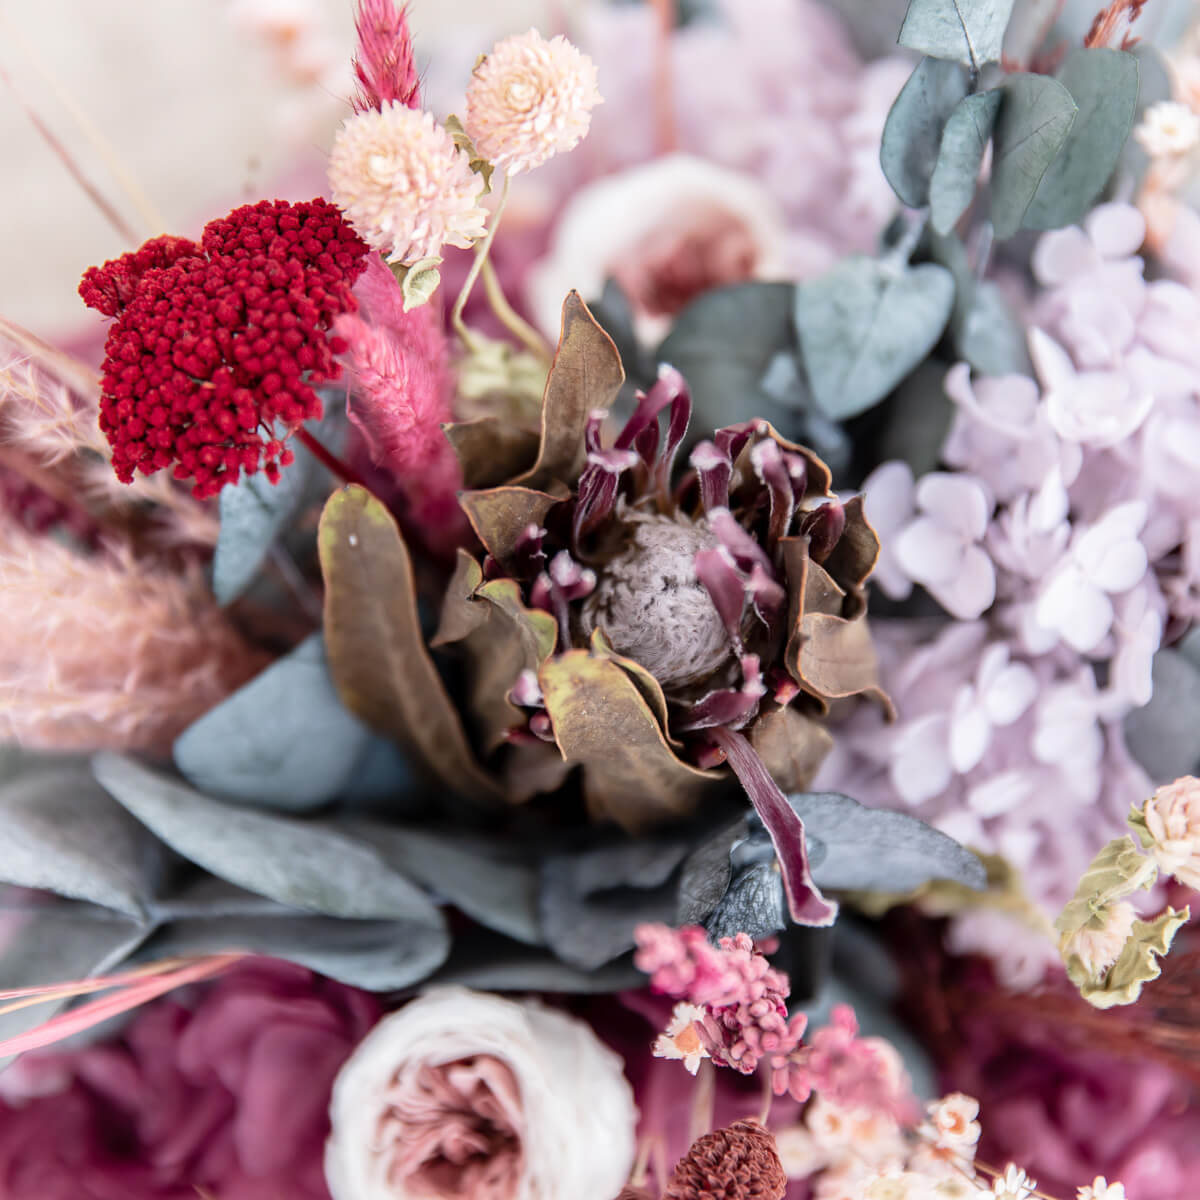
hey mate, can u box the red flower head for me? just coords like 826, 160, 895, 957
80, 199, 369, 498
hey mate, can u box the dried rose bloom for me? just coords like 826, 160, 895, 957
427, 293, 887, 925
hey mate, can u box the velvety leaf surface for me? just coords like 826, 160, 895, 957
881, 57, 971, 208
789, 791, 987, 893
443, 416, 541, 489
538, 650, 722, 832
930, 90, 1001, 232
0, 766, 168, 919
512, 291, 625, 491
795, 256, 955, 420
898, 0, 1016, 69
174, 633, 371, 810
990, 73, 1078, 238
318, 486, 503, 803
1024, 48, 1139, 230
458, 487, 561, 568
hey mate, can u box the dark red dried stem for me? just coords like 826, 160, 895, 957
294, 427, 368, 489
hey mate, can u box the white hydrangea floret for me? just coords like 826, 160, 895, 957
328, 103, 489, 265
465, 28, 601, 175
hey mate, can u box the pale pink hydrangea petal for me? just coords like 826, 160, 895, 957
1028, 326, 1076, 390
1140, 280, 1200, 367
1061, 287, 1136, 366
1085, 202, 1147, 259
1036, 563, 1114, 652
1031, 225, 1098, 285
862, 461, 916, 600
889, 713, 952, 805
984, 661, 1038, 726
949, 685, 991, 774
967, 769, 1037, 818
915, 472, 990, 541
932, 544, 996, 621
1073, 501, 1148, 592
893, 517, 963, 587
1027, 466, 1069, 534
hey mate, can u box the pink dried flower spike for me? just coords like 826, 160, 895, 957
351, 0, 419, 113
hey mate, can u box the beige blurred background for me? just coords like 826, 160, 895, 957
0, 0, 552, 339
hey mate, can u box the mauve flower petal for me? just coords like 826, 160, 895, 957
1029, 327, 1076, 391
888, 713, 952, 804
967, 769, 1036, 817
1085, 202, 1147, 259
1031, 225, 1098, 285
893, 517, 963, 587
931, 544, 995, 620
1045, 370, 1142, 445
948, 685, 990, 774
914, 472, 990, 541
983, 661, 1038, 726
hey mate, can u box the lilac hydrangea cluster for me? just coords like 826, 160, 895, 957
818, 203, 1200, 985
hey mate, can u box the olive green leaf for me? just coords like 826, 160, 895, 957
930, 90, 1002, 233
458, 486, 560, 567
538, 649, 723, 832
747, 706, 834, 795
391, 256, 443, 311
511, 291, 625, 491
318, 485, 503, 804
1055, 836, 1159, 938
1078, 906, 1189, 1009
881, 57, 971, 208
990, 73, 1078, 238
898, 0, 1016, 70
443, 416, 541, 488
432, 550, 489, 647
795, 256, 955, 420
1024, 48, 1139, 231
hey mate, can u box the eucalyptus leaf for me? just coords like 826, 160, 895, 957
349, 823, 542, 946
898, 0, 1016, 70
656, 283, 799, 439
1124, 647, 1200, 782
91, 754, 450, 945
990, 73, 1078, 238
676, 817, 745, 926
0, 766, 168, 919
956, 280, 1034, 375
139, 911, 447, 992
795, 257, 955, 420
1024, 48, 1139, 231
540, 836, 694, 969
706, 861, 787, 942
174, 634, 371, 810
881, 57, 971, 208
788, 791, 987, 893
930, 90, 1001, 232
211, 403, 341, 606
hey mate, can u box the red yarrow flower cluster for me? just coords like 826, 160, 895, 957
80, 199, 368, 498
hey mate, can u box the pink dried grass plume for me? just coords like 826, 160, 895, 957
0, 527, 267, 753
351, 0, 420, 113
337, 255, 467, 543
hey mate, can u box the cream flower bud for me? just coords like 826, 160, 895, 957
325, 986, 637, 1200
465, 29, 601, 175
329, 104, 489, 265
925, 1092, 982, 1151
1141, 775, 1200, 887
1059, 901, 1137, 978
1134, 100, 1200, 158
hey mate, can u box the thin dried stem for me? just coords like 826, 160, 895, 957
451, 176, 510, 354
480, 256, 552, 363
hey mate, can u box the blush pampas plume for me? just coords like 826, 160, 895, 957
0, 528, 266, 752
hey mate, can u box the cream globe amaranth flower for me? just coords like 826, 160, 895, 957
1135, 100, 1200, 158
1141, 775, 1200, 888
328, 103, 489, 265
925, 1093, 981, 1152
990, 1164, 1036, 1199
325, 986, 637, 1200
464, 29, 601, 176
1077, 1178, 1126, 1200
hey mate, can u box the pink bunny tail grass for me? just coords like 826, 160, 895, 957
0, 954, 244, 1058
337, 256, 468, 544
352, 0, 420, 114
0, 528, 268, 753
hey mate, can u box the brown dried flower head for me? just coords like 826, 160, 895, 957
664, 1119, 787, 1200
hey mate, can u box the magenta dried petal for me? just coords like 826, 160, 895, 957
694, 546, 748, 649
691, 439, 733, 513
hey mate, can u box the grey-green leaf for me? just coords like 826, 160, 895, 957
0, 766, 168, 918
898, 0, 1016, 69
795, 257, 955, 420
881, 57, 971, 208
1023, 48, 1139, 231
790, 791, 987, 893
990, 73, 1078, 238
173, 633, 371, 810
1124, 647, 1200, 782
92, 753, 449, 939
930, 90, 1002, 232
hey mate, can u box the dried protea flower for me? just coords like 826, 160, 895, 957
664, 1119, 787, 1200
428, 293, 887, 926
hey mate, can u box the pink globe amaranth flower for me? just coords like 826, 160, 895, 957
464, 29, 601, 176
1142, 775, 1200, 888
328, 104, 489, 265
0, 958, 379, 1200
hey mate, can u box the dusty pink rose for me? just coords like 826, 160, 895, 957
325, 987, 637, 1200
0, 958, 379, 1200
1142, 775, 1200, 888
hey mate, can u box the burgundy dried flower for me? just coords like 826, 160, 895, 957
79, 199, 369, 498
663, 1119, 786, 1200
351, 0, 420, 114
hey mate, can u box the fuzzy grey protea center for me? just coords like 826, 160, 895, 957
579, 512, 733, 689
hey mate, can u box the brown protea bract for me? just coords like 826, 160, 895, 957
663, 1119, 787, 1200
